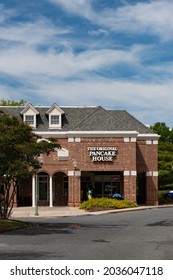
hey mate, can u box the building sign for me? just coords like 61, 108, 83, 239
88, 147, 118, 162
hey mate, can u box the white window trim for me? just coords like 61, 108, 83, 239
49, 113, 62, 128
24, 114, 36, 128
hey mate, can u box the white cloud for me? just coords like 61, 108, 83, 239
0, 19, 70, 46
48, 0, 94, 18
0, 4, 16, 24
34, 79, 173, 127
99, 0, 173, 41
1, 0, 173, 127
1, 77, 172, 126
0, 44, 143, 78
48, 0, 173, 41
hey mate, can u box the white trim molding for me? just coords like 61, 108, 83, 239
68, 170, 81, 176
131, 171, 137, 176
68, 171, 74, 176
138, 134, 160, 141
124, 171, 130, 176
153, 171, 158, 177
74, 171, 81, 177
35, 131, 139, 139
146, 171, 153, 177
124, 138, 130, 142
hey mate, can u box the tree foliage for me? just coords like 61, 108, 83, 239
0, 99, 26, 106
0, 111, 60, 219
150, 122, 173, 188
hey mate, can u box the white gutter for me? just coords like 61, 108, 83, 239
137, 134, 160, 140
34, 130, 139, 138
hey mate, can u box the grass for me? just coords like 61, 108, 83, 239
80, 197, 138, 211
0, 219, 27, 233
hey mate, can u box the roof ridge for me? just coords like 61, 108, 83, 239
71, 106, 101, 130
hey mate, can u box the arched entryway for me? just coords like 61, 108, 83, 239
53, 172, 68, 206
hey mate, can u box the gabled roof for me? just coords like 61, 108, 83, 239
71, 106, 129, 131
46, 103, 65, 115
20, 103, 39, 115
0, 105, 155, 135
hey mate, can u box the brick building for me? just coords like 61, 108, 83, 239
0, 103, 159, 207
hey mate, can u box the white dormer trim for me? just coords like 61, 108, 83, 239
46, 103, 64, 129
20, 104, 39, 128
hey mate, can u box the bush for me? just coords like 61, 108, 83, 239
158, 190, 173, 204
80, 197, 138, 211
159, 184, 173, 191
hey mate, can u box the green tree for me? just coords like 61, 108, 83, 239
0, 99, 26, 106
0, 111, 60, 219
150, 122, 173, 188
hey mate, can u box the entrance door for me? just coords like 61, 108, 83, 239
137, 173, 146, 204
38, 174, 49, 201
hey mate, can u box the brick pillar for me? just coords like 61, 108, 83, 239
146, 172, 158, 205
74, 172, 81, 207
68, 171, 81, 207
68, 172, 75, 207
123, 171, 137, 202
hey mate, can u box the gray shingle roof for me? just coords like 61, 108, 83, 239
0, 105, 154, 134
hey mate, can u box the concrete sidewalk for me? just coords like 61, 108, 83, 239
10, 206, 86, 218
10, 204, 173, 218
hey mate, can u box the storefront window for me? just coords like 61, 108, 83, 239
94, 174, 121, 197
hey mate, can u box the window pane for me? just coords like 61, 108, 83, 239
51, 115, 59, 125
25, 115, 34, 125
39, 182, 47, 200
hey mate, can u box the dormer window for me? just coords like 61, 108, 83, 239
20, 104, 39, 128
46, 103, 64, 129
25, 115, 34, 126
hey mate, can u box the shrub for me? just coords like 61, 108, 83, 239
158, 190, 173, 204
159, 184, 173, 191
80, 197, 138, 211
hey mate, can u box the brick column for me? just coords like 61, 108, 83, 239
123, 171, 137, 202
74, 171, 81, 207
146, 172, 158, 205
68, 171, 74, 207
68, 171, 81, 207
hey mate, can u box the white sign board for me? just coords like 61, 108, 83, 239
88, 147, 117, 162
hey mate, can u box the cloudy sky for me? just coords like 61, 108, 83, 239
0, 0, 173, 127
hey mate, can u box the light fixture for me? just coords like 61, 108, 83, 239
72, 159, 77, 170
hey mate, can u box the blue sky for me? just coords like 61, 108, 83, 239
0, 0, 173, 126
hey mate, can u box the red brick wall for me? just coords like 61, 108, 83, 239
68, 137, 136, 172
137, 141, 158, 172
15, 136, 158, 207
